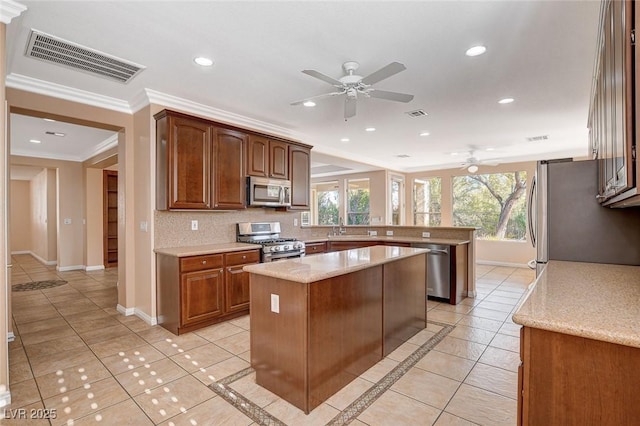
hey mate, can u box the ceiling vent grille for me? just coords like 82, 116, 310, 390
396, 154, 411, 158
25, 29, 145, 84
405, 109, 428, 118
527, 135, 550, 142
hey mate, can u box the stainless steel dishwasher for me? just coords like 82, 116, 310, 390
411, 243, 450, 299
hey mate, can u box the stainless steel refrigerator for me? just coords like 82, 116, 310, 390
529, 159, 640, 275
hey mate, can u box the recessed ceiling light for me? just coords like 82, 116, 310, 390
340, 138, 350, 143
451, 152, 459, 156
465, 45, 487, 57
302, 101, 316, 107
29, 139, 41, 144
498, 98, 515, 104
43, 118, 56, 122
365, 127, 376, 132
194, 56, 214, 67
419, 132, 430, 137
486, 147, 495, 151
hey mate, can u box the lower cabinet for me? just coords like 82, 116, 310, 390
157, 249, 259, 334
304, 241, 327, 255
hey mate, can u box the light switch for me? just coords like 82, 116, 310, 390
140, 221, 148, 232
191, 220, 198, 231
271, 294, 280, 313
63, 218, 72, 225
294, 218, 299, 226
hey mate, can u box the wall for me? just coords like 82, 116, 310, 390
406, 161, 537, 266
29, 169, 51, 262
9, 180, 30, 252
85, 168, 103, 268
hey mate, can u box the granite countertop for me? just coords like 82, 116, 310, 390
512, 260, 640, 349
154, 242, 259, 257
304, 236, 470, 245
244, 245, 429, 284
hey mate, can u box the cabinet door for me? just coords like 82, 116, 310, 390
168, 116, 212, 209
247, 135, 268, 177
181, 268, 223, 326
225, 265, 251, 313
289, 145, 311, 209
213, 128, 247, 209
269, 140, 289, 179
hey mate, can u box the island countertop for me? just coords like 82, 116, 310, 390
244, 245, 428, 283
304, 236, 470, 245
512, 260, 640, 348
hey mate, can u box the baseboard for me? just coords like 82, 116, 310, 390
7, 332, 14, 343
56, 265, 85, 272
85, 265, 105, 271
116, 304, 134, 316
477, 260, 529, 269
135, 308, 158, 326
10, 250, 29, 255
29, 251, 57, 266
0, 390, 11, 408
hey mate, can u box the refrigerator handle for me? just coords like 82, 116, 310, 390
528, 175, 537, 248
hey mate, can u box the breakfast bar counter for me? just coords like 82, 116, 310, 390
245, 246, 428, 413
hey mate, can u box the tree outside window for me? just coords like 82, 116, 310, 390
413, 178, 442, 226
347, 178, 370, 225
314, 182, 339, 225
391, 176, 403, 225
452, 171, 527, 240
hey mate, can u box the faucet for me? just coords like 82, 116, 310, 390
339, 217, 346, 235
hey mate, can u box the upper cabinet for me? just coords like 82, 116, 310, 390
156, 109, 311, 211
589, 0, 639, 207
247, 136, 289, 179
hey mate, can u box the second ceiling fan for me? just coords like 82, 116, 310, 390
291, 61, 414, 120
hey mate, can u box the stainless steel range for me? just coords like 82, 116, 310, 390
237, 222, 305, 262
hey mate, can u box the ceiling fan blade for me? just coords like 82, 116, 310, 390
368, 89, 414, 103
290, 90, 346, 105
344, 97, 357, 119
302, 69, 343, 86
360, 62, 407, 85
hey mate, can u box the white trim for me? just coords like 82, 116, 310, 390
7, 331, 15, 342
142, 89, 305, 141
5, 74, 132, 114
135, 308, 157, 326
29, 251, 57, 266
10, 250, 29, 255
116, 304, 134, 316
0, 0, 27, 24
56, 264, 84, 272
85, 265, 105, 271
0, 390, 11, 408
476, 260, 529, 269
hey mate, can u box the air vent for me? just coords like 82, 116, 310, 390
527, 135, 550, 142
25, 29, 145, 84
396, 154, 411, 158
405, 109, 428, 118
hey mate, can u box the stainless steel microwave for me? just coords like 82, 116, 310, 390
247, 177, 291, 207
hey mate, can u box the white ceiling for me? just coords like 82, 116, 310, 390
6, 1, 601, 174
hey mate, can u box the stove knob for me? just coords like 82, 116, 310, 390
272, 246, 281, 252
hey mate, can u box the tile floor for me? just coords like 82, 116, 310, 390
3, 254, 534, 425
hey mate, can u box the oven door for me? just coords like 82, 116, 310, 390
248, 177, 291, 207
263, 251, 305, 262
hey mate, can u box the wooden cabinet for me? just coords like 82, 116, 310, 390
157, 248, 259, 334
289, 144, 311, 209
518, 326, 640, 425
589, 0, 639, 207
247, 135, 289, 179
103, 170, 118, 267
304, 241, 327, 255
214, 128, 247, 209
155, 110, 246, 211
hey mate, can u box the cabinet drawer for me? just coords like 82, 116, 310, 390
305, 242, 327, 255
225, 250, 260, 266
180, 254, 223, 272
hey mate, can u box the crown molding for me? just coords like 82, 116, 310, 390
5, 73, 132, 113
141, 88, 306, 141
80, 133, 118, 160
0, 0, 26, 24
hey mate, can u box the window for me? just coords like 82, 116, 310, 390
452, 171, 528, 240
347, 178, 370, 225
413, 178, 441, 226
390, 176, 404, 225
314, 181, 339, 225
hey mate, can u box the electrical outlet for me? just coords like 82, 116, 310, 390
422, 231, 431, 238
191, 220, 198, 231
369, 230, 378, 236
294, 218, 298, 226
271, 294, 280, 313
386, 230, 393, 236
140, 221, 148, 232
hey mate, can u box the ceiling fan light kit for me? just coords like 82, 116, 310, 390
291, 61, 414, 119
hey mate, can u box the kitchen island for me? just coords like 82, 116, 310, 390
244, 245, 428, 413
512, 261, 640, 425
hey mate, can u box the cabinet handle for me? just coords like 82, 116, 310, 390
202, 260, 207, 264
242, 255, 246, 259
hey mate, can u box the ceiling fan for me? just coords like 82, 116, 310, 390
459, 147, 500, 173
291, 61, 414, 120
